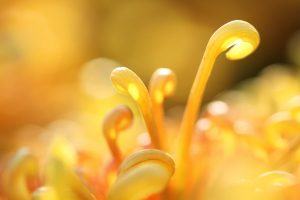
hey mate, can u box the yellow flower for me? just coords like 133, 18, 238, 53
2, 20, 300, 200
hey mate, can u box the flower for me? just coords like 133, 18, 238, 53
1, 20, 300, 200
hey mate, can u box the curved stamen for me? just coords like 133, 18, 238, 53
45, 137, 96, 200
177, 20, 260, 189
107, 149, 175, 200
2, 148, 39, 200
103, 105, 134, 165
111, 67, 161, 148
149, 68, 177, 148
265, 112, 300, 150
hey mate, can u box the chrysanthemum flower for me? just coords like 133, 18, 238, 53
1, 20, 300, 200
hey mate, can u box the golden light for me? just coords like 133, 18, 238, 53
2, 18, 300, 200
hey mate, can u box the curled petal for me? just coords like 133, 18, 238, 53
2, 148, 39, 200
108, 149, 175, 200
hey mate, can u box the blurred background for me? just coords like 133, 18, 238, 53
1, 0, 300, 156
